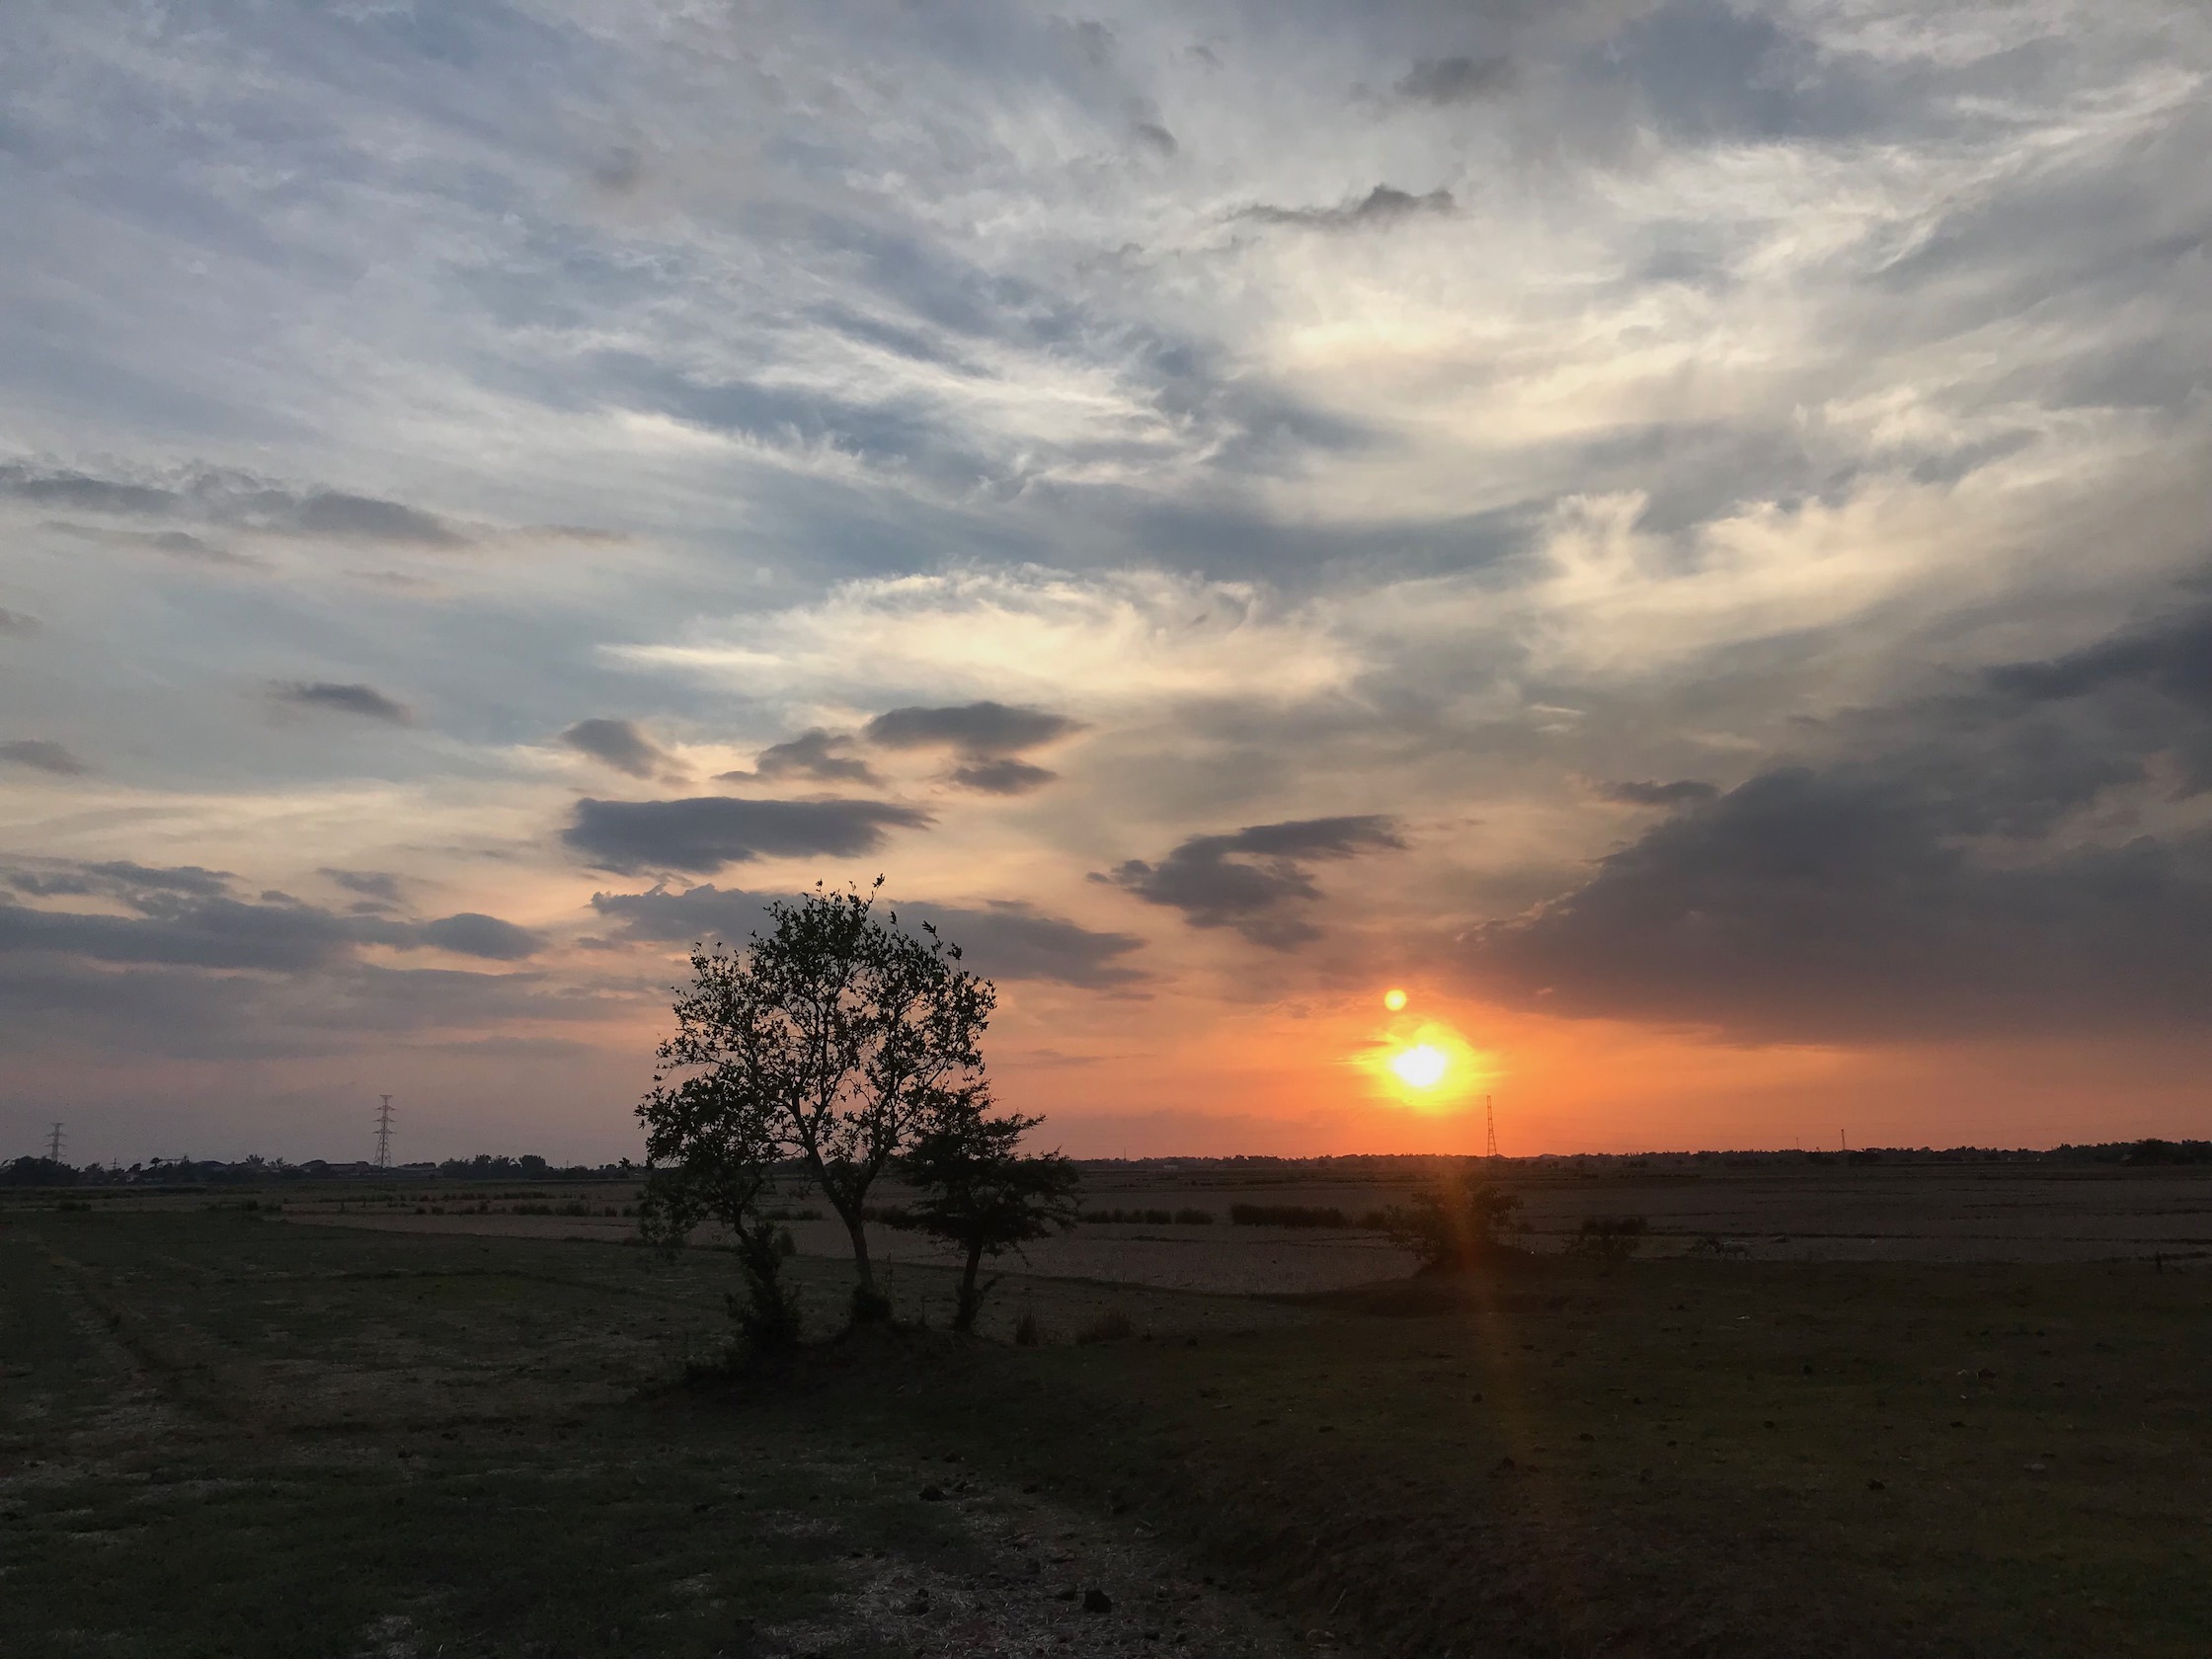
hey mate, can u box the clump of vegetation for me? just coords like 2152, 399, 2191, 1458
899, 1108, 1078, 1333
1074, 1308, 1136, 1345
645, 880, 994, 1324
1228, 1203, 1350, 1228
1377, 1175, 1525, 1269
1013, 1307, 1044, 1346
640, 878, 1076, 1344
1566, 1214, 1648, 1262
1082, 1205, 1213, 1224
636, 1068, 802, 1356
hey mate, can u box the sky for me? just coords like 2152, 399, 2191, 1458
4, 0, 2211, 1165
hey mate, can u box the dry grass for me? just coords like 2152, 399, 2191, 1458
7, 1184, 2212, 1656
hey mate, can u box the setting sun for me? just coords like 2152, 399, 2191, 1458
1382, 988, 1408, 1011
1389, 1044, 1449, 1089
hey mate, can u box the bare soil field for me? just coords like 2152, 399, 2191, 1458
270, 1165, 2212, 1297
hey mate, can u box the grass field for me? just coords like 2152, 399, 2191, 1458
5, 1195, 2211, 1657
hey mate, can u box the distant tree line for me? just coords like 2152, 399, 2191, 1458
0, 1152, 635, 1188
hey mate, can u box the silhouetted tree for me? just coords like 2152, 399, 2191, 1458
636, 1069, 801, 1353
1380, 1172, 1524, 1270
3, 1156, 79, 1187
651, 880, 994, 1322
900, 1105, 1079, 1333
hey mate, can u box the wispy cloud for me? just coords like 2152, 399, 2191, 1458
0, 739, 90, 775
269, 681, 413, 724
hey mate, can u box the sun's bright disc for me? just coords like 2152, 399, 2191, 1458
1382, 988, 1408, 1011
1389, 1044, 1449, 1089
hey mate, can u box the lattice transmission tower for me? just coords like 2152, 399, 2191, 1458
373, 1095, 395, 1169
1484, 1094, 1499, 1161
47, 1121, 64, 1162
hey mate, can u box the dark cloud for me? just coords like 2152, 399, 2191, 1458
561, 717, 669, 777
0, 953, 605, 1062
322, 868, 403, 905
1466, 609, 2212, 1039
1098, 815, 1406, 948
949, 758, 1058, 795
1395, 55, 1513, 104
269, 680, 413, 724
0, 893, 363, 972
0, 462, 178, 514
0, 461, 471, 548
1603, 778, 1719, 808
0, 608, 40, 634
419, 911, 544, 961
44, 521, 258, 566
1131, 119, 1178, 155
730, 728, 880, 786
1, 859, 233, 901
0, 857, 546, 973
1242, 186, 1456, 231
562, 796, 932, 875
1987, 612, 2212, 713
590, 884, 1146, 988
863, 701, 1082, 756
1469, 769, 2212, 1039
287, 490, 466, 547
0, 740, 90, 775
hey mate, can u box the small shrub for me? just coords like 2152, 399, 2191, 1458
1172, 1208, 1215, 1225
1228, 1203, 1348, 1229
1566, 1214, 1648, 1262
1081, 1207, 1178, 1225
1378, 1178, 1524, 1269
1074, 1308, 1136, 1345
1013, 1308, 1043, 1346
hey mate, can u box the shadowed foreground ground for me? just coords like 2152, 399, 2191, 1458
4, 1204, 2210, 1657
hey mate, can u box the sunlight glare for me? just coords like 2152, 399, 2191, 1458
1383, 988, 1408, 1011
1389, 1044, 1449, 1089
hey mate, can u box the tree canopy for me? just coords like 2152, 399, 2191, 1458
644, 880, 997, 1322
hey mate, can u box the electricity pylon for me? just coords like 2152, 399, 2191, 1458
373, 1095, 395, 1169
47, 1121, 64, 1162
1484, 1095, 1499, 1161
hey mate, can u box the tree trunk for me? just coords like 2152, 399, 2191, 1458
841, 1207, 891, 1322
955, 1240, 984, 1333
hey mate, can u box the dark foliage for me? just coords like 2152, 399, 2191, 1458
1377, 1176, 1525, 1269
648, 879, 994, 1322
3, 1156, 80, 1187
1565, 1214, 1649, 1262
1228, 1203, 1349, 1228
635, 1069, 801, 1355
900, 1108, 1079, 1332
